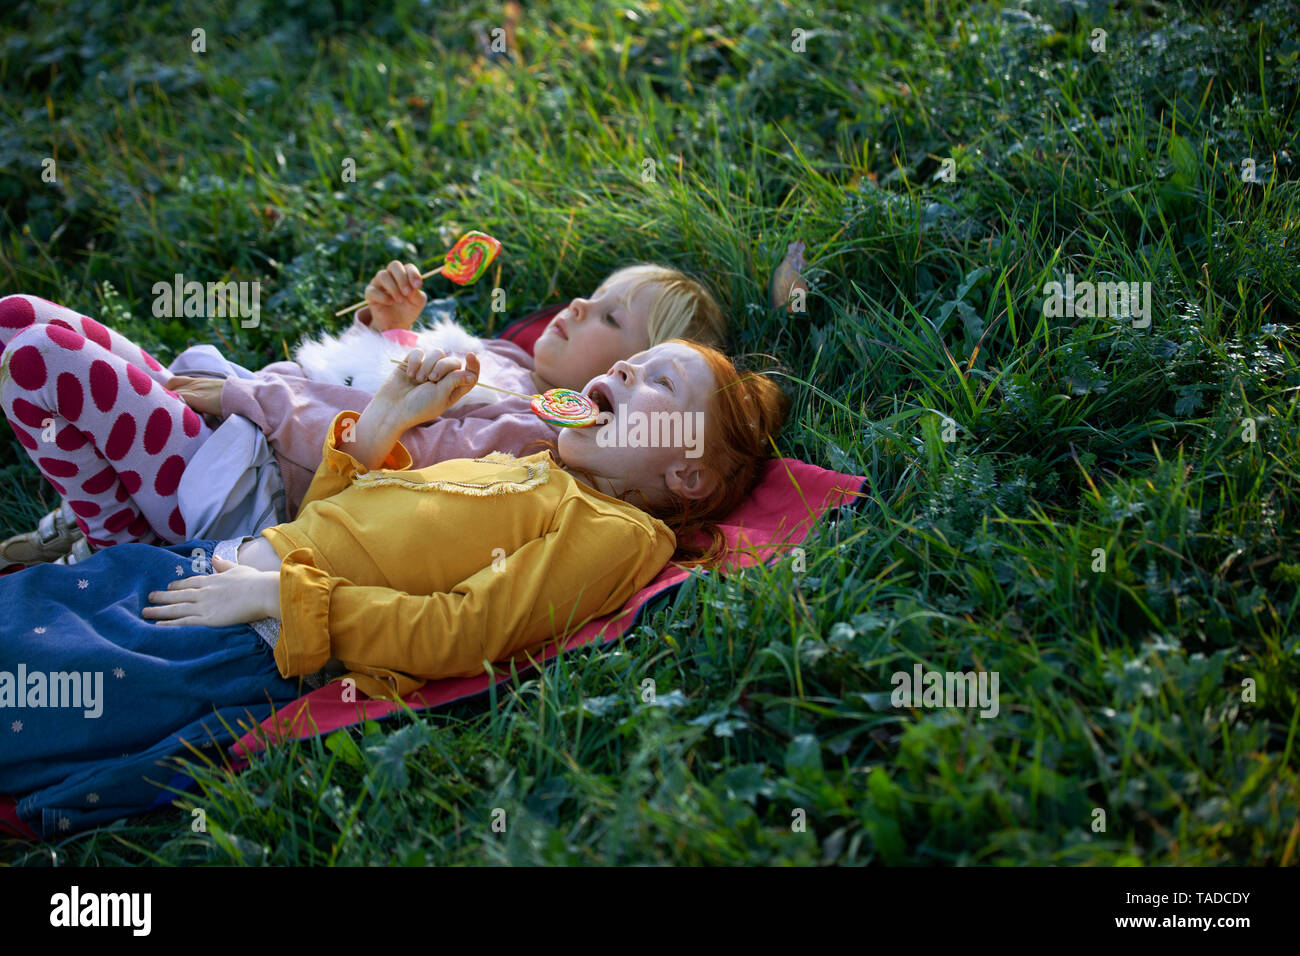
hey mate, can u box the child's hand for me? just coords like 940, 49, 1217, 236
144, 557, 279, 627
165, 376, 225, 418
349, 350, 481, 469
362, 261, 427, 332
374, 349, 481, 431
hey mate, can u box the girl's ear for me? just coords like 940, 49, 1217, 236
665, 461, 717, 501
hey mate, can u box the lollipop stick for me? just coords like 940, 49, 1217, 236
387, 358, 533, 400
335, 267, 444, 318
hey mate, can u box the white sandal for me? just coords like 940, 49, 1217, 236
52, 535, 96, 566
0, 501, 84, 565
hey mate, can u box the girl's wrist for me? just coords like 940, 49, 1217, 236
352, 402, 411, 468
356, 395, 402, 431
262, 571, 282, 620
370, 403, 415, 440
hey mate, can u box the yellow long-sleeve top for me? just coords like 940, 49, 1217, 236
258, 410, 677, 700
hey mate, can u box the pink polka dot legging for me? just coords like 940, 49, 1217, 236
0, 294, 211, 549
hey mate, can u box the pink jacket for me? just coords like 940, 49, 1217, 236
219, 325, 559, 519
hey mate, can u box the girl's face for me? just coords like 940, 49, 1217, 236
558, 341, 718, 508
532, 274, 657, 391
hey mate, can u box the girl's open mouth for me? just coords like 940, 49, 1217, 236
587, 382, 615, 416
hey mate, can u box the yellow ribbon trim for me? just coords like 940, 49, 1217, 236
350, 453, 550, 497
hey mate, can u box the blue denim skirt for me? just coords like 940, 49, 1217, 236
0, 539, 303, 838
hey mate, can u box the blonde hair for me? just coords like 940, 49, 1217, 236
597, 264, 727, 349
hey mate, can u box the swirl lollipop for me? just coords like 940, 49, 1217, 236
440, 231, 500, 284
389, 360, 599, 427
336, 230, 502, 316
528, 388, 600, 427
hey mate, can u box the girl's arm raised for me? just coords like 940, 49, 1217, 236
287, 351, 481, 518
346, 349, 480, 470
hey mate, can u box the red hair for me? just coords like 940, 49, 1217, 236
534, 341, 789, 566
649, 340, 789, 565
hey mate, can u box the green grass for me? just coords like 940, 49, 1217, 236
2, 0, 1298, 865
